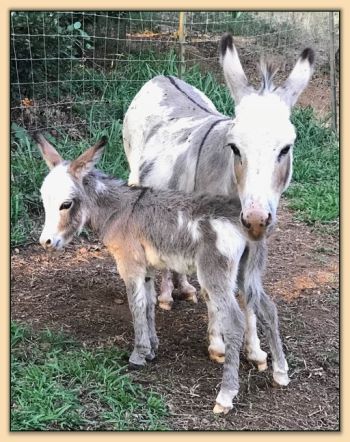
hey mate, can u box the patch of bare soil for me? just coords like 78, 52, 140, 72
11, 200, 339, 431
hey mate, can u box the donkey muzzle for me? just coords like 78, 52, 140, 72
240, 210, 272, 241
39, 234, 63, 250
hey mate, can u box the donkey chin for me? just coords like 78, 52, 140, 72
244, 222, 276, 242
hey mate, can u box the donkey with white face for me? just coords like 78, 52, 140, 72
35, 134, 289, 414
123, 33, 314, 366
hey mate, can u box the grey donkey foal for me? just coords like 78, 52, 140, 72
36, 134, 289, 414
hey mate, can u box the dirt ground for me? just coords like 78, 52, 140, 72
11, 199, 339, 431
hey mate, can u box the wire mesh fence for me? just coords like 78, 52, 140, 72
10, 10, 339, 141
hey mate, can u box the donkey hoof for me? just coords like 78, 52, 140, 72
180, 292, 198, 304
257, 360, 268, 372
145, 351, 156, 362
213, 403, 231, 415
272, 372, 290, 387
128, 362, 145, 371
158, 300, 173, 311
179, 282, 197, 300
209, 350, 225, 364
246, 349, 268, 371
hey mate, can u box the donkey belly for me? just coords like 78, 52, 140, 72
163, 254, 196, 275
143, 241, 196, 274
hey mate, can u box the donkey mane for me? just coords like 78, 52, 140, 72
259, 58, 279, 94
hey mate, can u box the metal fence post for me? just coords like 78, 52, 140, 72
328, 11, 338, 134
178, 11, 186, 78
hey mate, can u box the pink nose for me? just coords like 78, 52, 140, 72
240, 210, 272, 240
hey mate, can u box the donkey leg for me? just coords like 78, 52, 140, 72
254, 290, 289, 386
158, 269, 174, 310
201, 288, 225, 364
124, 278, 152, 368
204, 289, 266, 367
111, 248, 151, 369
207, 291, 244, 414
197, 247, 245, 414
245, 309, 268, 371
144, 276, 159, 361
243, 303, 267, 371
237, 243, 267, 370
174, 272, 198, 304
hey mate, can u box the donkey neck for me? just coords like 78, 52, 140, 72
81, 171, 131, 236
81, 170, 154, 241
194, 119, 237, 196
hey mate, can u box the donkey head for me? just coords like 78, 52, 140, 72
35, 133, 107, 250
220, 33, 314, 241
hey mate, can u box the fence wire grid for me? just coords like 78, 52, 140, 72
10, 10, 339, 141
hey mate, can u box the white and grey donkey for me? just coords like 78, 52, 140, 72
123, 33, 314, 370
36, 134, 290, 414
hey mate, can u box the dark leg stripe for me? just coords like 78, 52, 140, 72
194, 118, 231, 191
165, 75, 218, 115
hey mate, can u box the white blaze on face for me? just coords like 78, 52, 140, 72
229, 93, 296, 217
40, 163, 76, 248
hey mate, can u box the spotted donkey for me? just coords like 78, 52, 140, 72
36, 133, 290, 414
123, 33, 314, 370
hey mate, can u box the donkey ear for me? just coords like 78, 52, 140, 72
33, 132, 63, 170
219, 33, 254, 104
69, 136, 107, 179
275, 48, 315, 107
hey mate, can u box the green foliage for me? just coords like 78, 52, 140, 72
11, 122, 44, 245
10, 12, 94, 101
286, 107, 339, 224
10, 48, 339, 246
10, 50, 180, 246
11, 322, 168, 431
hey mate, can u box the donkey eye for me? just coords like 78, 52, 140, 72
59, 201, 73, 211
229, 143, 241, 157
278, 145, 291, 160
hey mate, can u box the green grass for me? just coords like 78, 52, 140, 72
286, 107, 339, 225
10, 51, 232, 246
11, 321, 168, 431
10, 50, 339, 246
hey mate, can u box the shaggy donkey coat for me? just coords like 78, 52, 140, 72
123, 33, 314, 373
36, 135, 289, 414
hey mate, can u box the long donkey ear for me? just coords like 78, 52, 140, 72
69, 136, 108, 179
33, 132, 63, 170
275, 48, 315, 108
219, 33, 255, 104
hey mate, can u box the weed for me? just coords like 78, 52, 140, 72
11, 322, 168, 431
